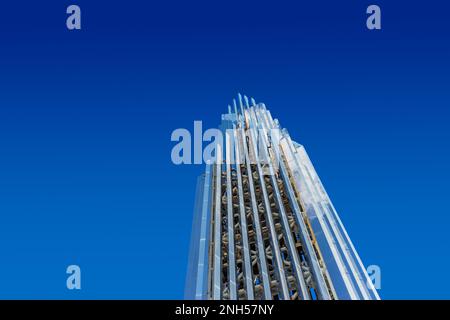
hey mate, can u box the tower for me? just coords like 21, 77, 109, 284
185, 95, 379, 300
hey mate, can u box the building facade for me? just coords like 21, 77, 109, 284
185, 95, 379, 300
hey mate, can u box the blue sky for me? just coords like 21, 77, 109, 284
0, 1, 449, 298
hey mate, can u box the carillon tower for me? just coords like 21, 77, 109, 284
185, 95, 379, 300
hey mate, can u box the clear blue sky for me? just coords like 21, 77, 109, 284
0, 1, 449, 299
